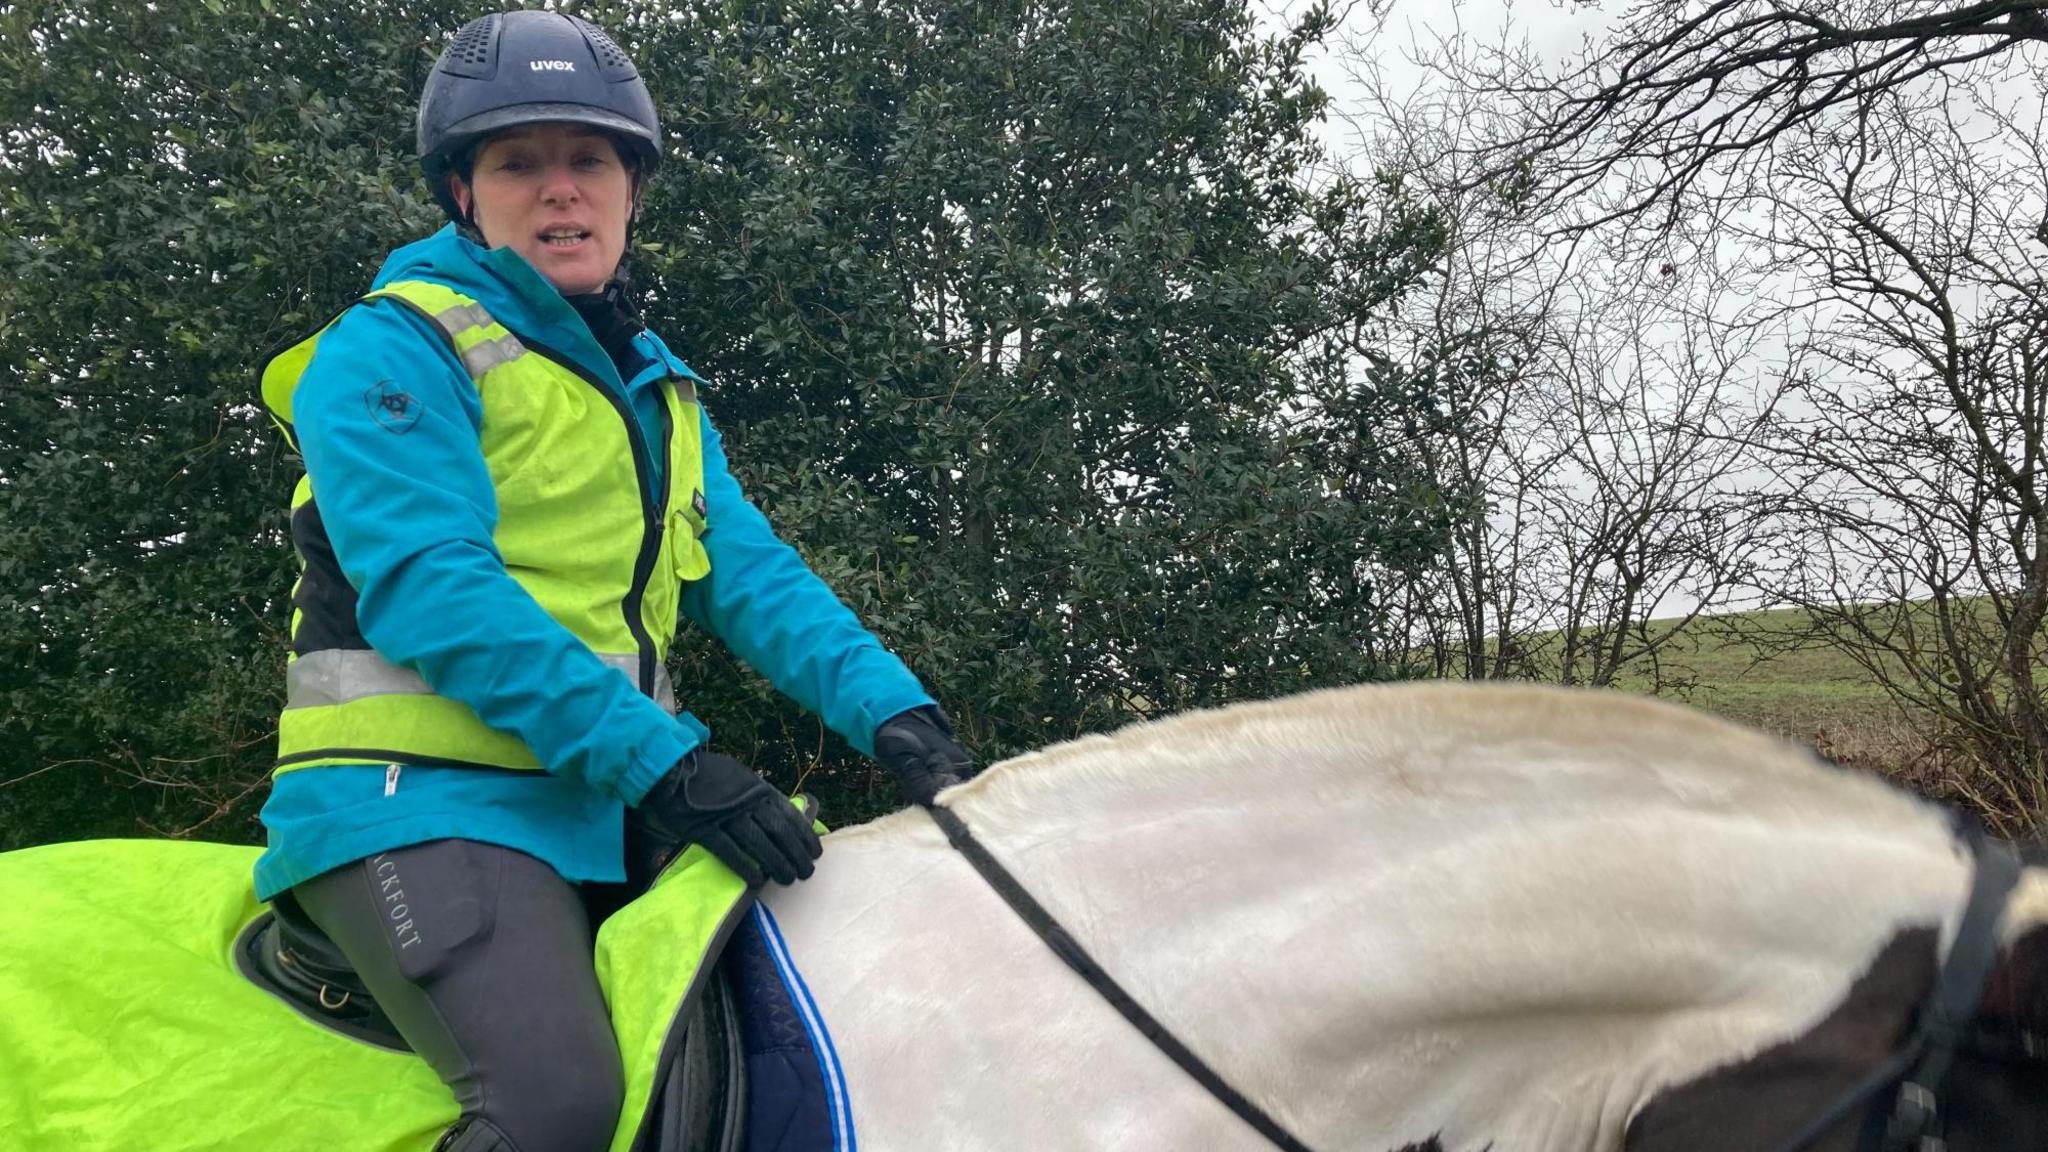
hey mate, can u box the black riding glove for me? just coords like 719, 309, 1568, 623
633, 750, 822, 887
873, 705, 973, 807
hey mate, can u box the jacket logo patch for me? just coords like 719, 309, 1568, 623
692, 489, 708, 520
365, 380, 423, 434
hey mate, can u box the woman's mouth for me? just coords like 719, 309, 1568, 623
540, 228, 591, 249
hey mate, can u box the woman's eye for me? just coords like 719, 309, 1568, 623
574, 154, 607, 169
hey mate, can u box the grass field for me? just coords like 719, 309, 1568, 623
1606, 608, 1891, 722
1545, 607, 1946, 792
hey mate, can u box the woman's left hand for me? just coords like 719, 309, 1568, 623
873, 706, 973, 807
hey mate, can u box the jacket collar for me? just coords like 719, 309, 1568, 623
370, 226, 706, 392
370, 225, 616, 387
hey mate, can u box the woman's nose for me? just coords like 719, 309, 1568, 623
540, 165, 581, 203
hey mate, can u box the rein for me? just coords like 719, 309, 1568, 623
924, 802, 1319, 1152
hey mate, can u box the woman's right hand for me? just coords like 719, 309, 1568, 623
632, 751, 822, 887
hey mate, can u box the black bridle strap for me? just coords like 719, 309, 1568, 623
1771, 1031, 1930, 1152
925, 802, 1319, 1152
1874, 826, 2023, 1152
1771, 823, 2024, 1152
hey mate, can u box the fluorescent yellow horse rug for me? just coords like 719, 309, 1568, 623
0, 837, 747, 1151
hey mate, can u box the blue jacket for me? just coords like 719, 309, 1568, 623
254, 227, 934, 900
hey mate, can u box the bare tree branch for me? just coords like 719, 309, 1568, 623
1456, 1, 2048, 232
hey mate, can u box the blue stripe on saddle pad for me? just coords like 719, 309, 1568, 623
725, 903, 851, 1152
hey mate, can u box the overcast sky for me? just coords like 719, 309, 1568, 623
1266, 0, 1620, 160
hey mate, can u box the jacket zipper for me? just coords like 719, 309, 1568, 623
521, 338, 671, 697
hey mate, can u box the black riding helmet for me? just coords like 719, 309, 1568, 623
417, 9, 662, 227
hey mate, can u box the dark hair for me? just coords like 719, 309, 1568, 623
451, 130, 643, 187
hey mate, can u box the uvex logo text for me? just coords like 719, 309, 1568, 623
531, 60, 575, 72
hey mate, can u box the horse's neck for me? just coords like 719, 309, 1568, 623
775, 685, 1973, 1152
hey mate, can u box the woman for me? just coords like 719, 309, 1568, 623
253, 11, 970, 1150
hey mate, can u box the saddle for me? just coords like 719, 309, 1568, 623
237, 898, 402, 1051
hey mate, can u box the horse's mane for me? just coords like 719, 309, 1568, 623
938, 681, 1930, 839
842, 681, 2048, 941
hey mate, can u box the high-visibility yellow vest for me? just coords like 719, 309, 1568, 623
259, 279, 710, 774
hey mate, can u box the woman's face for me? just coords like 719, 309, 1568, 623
451, 124, 636, 297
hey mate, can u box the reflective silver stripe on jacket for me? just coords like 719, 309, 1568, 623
417, 300, 525, 379
459, 334, 526, 377
437, 303, 496, 334
286, 649, 676, 715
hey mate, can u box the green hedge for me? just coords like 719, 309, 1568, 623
0, 0, 1448, 849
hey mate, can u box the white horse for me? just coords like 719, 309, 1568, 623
5, 682, 2047, 1150
764, 681, 2048, 1151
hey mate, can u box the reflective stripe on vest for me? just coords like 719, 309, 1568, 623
285, 649, 674, 713
259, 279, 710, 777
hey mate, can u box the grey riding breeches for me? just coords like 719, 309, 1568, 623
288, 838, 625, 1152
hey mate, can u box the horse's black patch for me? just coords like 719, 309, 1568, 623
1625, 929, 1935, 1150
1982, 923, 2048, 1028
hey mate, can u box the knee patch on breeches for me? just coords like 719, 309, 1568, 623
433, 1116, 520, 1152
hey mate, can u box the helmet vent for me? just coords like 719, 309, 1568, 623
575, 18, 638, 81
445, 14, 498, 77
